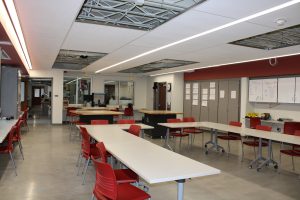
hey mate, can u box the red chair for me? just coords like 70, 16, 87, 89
20, 107, 29, 131
91, 120, 109, 125
124, 107, 134, 117
167, 118, 189, 148
90, 161, 150, 200
13, 119, 25, 160
77, 126, 100, 185
217, 121, 242, 156
182, 117, 204, 146
117, 119, 135, 124
95, 142, 138, 184
280, 122, 300, 171
0, 126, 18, 176
242, 125, 271, 161
128, 125, 141, 137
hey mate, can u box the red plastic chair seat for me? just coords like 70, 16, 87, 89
114, 169, 139, 184
115, 183, 151, 200
280, 149, 300, 156
183, 128, 203, 134
243, 140, 268, 147
170, 132, 189, 137
0, 146, 10, 153
218, 134, 241, 141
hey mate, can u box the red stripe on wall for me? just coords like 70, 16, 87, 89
184, 54, 300, 81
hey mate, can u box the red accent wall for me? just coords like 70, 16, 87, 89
184, 54, 300, 81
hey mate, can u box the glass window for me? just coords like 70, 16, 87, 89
78, 78, 91, 104
63, 77, 91, 104
105, 81, 134, 105
34, 89, 40, 97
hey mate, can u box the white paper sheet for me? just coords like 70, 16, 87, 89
186, 83, 190, 89
202, 88, 208, 94
231, 90, 236, 99
193, 94, 198, 99
192, 100, 198, 105
186, 90, 190, 95
210, 82, 215, 88
202, 100, 208, 107
185, 95, 190, 100
220, 90, 225, 98
210, 88, 215, 95
193, 88, 198, 94
209, 94, 215, 100
193, 83, 199, 89
202, 94, 208, 100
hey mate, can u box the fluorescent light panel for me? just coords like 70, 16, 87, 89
0, 0, 32, 70
150, 52, 300, 77
95, 0, 300, 74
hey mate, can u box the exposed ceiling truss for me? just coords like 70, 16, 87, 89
76, 0, 206, 30
230, 24, 300, 50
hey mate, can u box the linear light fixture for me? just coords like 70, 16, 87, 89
0, 0, 32, 70
150, 52, 300, 77
95, 0, 300, 74
67, 78, 81, 85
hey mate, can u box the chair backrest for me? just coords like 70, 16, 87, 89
294, 130, 300, 136
117, 119, 135, 124
249, 117, 261, 129
96, 142, 108, 163
229, 121, 242, 127
167, 118, 182, 123
256, 125, 272, 131
128, 125, 141, 137
6, 126, 17, 151
283, 122, 300, 135
79, 126, 91, 154
124, 107, 134, 116
14, 119, 24, 140
91, 157, 118, 200
182, 117, 195, 122
91, 120, 109, 125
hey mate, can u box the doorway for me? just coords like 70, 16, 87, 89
153, 82, 167, 110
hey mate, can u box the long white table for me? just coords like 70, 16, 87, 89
83, 125, 220, 200
0, 120, 18, 143
80, 123, 154, 138
159, 122, 300, 171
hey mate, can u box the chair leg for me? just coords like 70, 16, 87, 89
279, 152, 282, 164
227, 140, 230, 157
82, 157, 90, 185
241, 141, 244, 162
179, 137, 182, 150
9, 152, 17, 176
292, 156, 295, 171
76, 149, 82, 167
253, 147, 256, 159
90, 194, 95, 200
18, 142, 24, 160
77, 154, 83, 175
202, 133, 204, 148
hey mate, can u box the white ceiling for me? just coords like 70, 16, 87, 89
14, 0, 300, 75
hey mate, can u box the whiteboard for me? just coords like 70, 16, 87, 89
278, 77, 295, 103
262, 78, 277, 102
295, 77, 300, 103
249, 79, 263, 102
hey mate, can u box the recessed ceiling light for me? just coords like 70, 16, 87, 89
275, 18, 287, 26
95, 0, 300, 74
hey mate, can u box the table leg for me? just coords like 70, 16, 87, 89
257, 139, 278, 171
176, 179, 185, 200
204, 129, 225, 154
249, 138, 264, 168
141, 130, 145, 139
164, 128, 174, 151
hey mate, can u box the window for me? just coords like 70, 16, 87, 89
105, 81, 134, 106
64, 77, 91, 104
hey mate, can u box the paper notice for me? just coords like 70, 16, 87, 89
220, 90, 225, 99
210, 88, 215, 95
186, 89, 190, 95
210, 82, 215, 88
193, 94, 198, 99
193, 88, 198, 94
202, 88, 208, 94
192, 100, 198, 106
231, 91, 236, 99
185, 95, 190, 100
202, 101, 208, 107
202, 94, 208, 100
209, 94, 215, 100
186, 83, 190, 89
193, 83, 199, 89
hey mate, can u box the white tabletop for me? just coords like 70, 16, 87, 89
84, 125, 220, 184
158, 121, 300, 146
0, 120, 18, 143
81, 123, 154, 130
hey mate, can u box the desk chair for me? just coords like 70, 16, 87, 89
128, 125, 141, 137
13, 119, 25, 160
182, 117, 204, 147
77, 127, 100, 185
95, 142, 138, 184
91, 120, 109, 125
242, 125, 271, 162
280, 128, 300, 171
167, 118, 189, 149
0, 126, 18, 176
217, 121, 242, 157
117, 119, 135, 124
123, 107, 134, 119
90, 161, 150, 200
20, 107, 29, 131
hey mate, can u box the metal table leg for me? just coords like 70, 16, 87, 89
141, 130, 145, 139
204, 129, 225, 154
176, 179, 185, 200
164, 128, 174, 151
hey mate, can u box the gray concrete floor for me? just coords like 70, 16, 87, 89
0, 112, 300, 200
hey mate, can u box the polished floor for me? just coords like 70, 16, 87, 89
0, 114, 300, 199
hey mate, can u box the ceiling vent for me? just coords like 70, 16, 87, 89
229, 24, 300, 50
76, 0, 206, 30
52, 49, 107, 70
119, 59, 198, 73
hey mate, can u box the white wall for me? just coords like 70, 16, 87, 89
146, 73, 184, 116
29, 69, 64, 124
91, 74, 147, 109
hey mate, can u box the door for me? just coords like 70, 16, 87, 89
32, 86, 42, 106
218, 80, 229, 124
228, 80, 240, 122
158, 83, 166, 110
